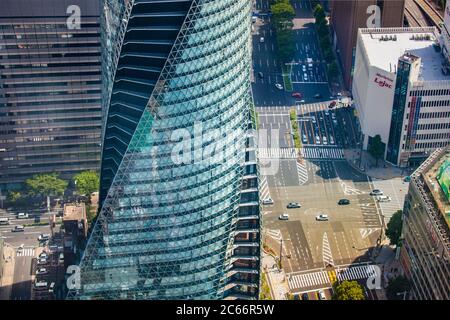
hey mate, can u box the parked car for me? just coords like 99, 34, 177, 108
302, 293, 309, 300
302, 134, 308, 143
17, 213, 29, 219
330, 136, 335, 144
12, 225, 25, 232
38, 233, 50, 242
39, 252, 48, 260
262, 198, 274, 205
279, 213, 289, 220
34, 281, 48, 290
302, 65, 306, 72
37, 258, 48, 265
376, 195, 392, 202
315, 136, 321, 144
287, 202, 301, 209
338, 199, 350, 205
36, 268, 48, 275
323, 136, 328, 145
370, 189, 383, 196
275, 83, 283, 90
318, 290, 327, 300
316, 214, 329, 221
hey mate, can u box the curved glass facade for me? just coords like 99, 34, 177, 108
68, 0, 261, 300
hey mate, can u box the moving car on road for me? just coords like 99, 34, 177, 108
17, 213, 29, 219
0, 217, 9, 225
314, 93, 322, 99
292, 92, 302, 98
338, 199, 350, 205
12, 225, 24, 232
36, 268, 48, 275
262, 198, 274, 205
370, 189, 383, 196
315, 214, 329, 221
260, 37, 264, 43
38, 233, 50, 242
279, 213, 289, 220
287, 202, 301, 209
275, 83, 283, 90
34, 281, 48, 290
376, 195, 391, 202
329, 101, 336, 108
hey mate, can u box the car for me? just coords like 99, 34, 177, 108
314, 93, 322, 99
330, 136, 334, 144
34, 281, 48, 290
38, 233, 50, 242
303, 74, 308, 81
39, 252, 48, 259
315, 136, 321, 144
262, 198, 274, 205
36, 268, 48, 275
299, 99, 306, 104
376, 195, 392, 202
252, 16, 257, 23
370, 189, 383, 196
259, 37, 264, 43
324, 110, 330, 116
287, 202, 301, 209
323, 137, 328, 145
302, 293, 309, 300
58, 253, 64, 264
302, 65, 306, 72
48, 282, 56, 293
302, 134, 307, 143
257, 72, 264, 79
338, 199, 350, 205
17, 213, 29, 219
37, 258, 48, 265
311, 116, 316, 124
403, 176, 411, 182
279, 213, 289, 220
316, 214, 329, 221
12, 225, 25, 232
0, 217, 9, 225
318, 290, 327, 300
329, 101, 337, 108
292, 92, 302, 98
275, 83, 283, 90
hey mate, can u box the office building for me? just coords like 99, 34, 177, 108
352, 27, 450, 167
68, 0, 261, 300
0, 0, 102, 190
400, 146, 450, 300
330, 0, 405, 89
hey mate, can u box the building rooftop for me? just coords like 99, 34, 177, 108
63, 203, 86, 222
359, 27, 448, 81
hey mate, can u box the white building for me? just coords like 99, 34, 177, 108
352, 27, 450, 167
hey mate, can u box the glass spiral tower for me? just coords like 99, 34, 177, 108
67, 0, 261, 300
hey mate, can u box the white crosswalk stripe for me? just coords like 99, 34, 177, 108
16, 248, 35, 257
288, 271, 330, 290
265, 229, 282, 241
336, 265, 381, 282
322, 233, 334, 267
296, 161, 308, 185
258, 148, 298, 159
301, 147, 345, 160
259, 175, 271, 201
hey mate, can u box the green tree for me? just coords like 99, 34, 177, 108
368, 134, 385, 166
317, 21, 330, 38
323, 47, 334, 63
332, 280, 365, 300
7, 191, 22, 203
327, 61, 339, 80
74, 171, 99, 201
386, 210, 403, 246
386, 276, 410, 300
277, 29, 295, 62
271, 1, 295, 31
319, 35, 331, 50
26, 173, 68, 211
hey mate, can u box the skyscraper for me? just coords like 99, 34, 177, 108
0, 0, 102, 190
68, 0, 261, 300
400, 146, 449, 300
330, 0, 405, 89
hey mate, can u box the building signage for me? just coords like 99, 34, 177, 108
374, 73, 393, 89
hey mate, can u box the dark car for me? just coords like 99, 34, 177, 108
302, 293, 309, 300
292, 92, 302, 98
328, 101, 337, 108
338, 199, 350, 205
257, 72, 264, 79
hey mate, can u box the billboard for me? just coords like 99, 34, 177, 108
437, 158, 450, 202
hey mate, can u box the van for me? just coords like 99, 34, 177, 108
0, 218, 9, 225
34, 281, 48, 290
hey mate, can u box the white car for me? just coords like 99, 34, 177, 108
316, 214, 329, 221
302, 65, 306, 72
311, 116, 316, 124
303, 74, 308, 81
370, 189, 383, 196
330, 136, 334, 144
275, 83, 283, 90
17, 213, 29, 219
260, 37, 264, 43
302, 134, 308, 143
262, 198, 274, 205
279, 213, 289, 220
315, 136, 321, 144
36, 268, 48, 275
38, 233, 50, 242
322, 137, 328, 145
376, 195, 392, 202
318, 290, 327, 300
37, 258, 48, 265
39, 252, 48, 259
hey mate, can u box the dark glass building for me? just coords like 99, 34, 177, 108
0, 0, 102, 189
68, 0, 261, 300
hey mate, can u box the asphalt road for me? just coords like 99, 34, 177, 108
11, 255, 33, 300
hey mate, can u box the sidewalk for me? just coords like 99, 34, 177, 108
344, 148, 412, 180
262, 252, 290, 300
0, 245, 15, 300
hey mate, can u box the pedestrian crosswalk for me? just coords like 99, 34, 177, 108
288, 270, 330, 290
16, 248, 35, 257
265, 229, 282, 241
322, 233, 334, 267
296, 161, 308, 185
336, 265, 381, 282
258, 148, 298, 159
301, 147, 344, 160
371, 178, 408, 225
288, 264, 380, 291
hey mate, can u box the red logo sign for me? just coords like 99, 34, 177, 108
374, 73, 393, 89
